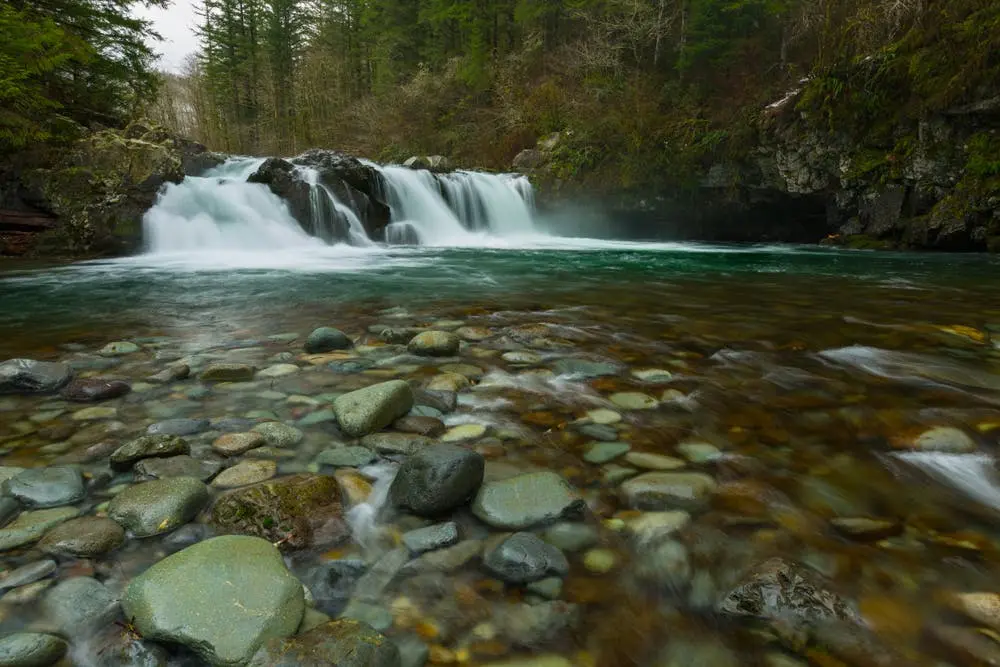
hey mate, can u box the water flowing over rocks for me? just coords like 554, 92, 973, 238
123, 536, 305, 666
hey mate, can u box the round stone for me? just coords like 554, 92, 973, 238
252, 422, 304, 448
426, 373, 470, 392
407, 331, 460, 357
585, 409, 622, 425
213, 432, 267, 456
36, 516, 125, 557
0, 359, 73, 395
541, 523, 599, 553
257, 364, 300, 379
212, 460, 278, 489
134, 455, 222, 482
393, 416, 446, 437
676, 442, 723, 463
583, 548, 618, 574
620, 472, 717, 511
61, 378, 131, 402
305, 327, 352, 354
502, 351, 542, 365
483, 532, 569, 584
315, 447, 377, 468
610, 392, 659, 410
99, 341, 140, 356
0, 633, 67, 667
2, 467, 85, 509
909, 427, 977, 453
389, 445, 485, 516
200, 364, 255, 382
583, 442, 630, 464
623, 452, 686, 471
107, 477, 210, 538
456, 327, 492, 341
111, 435, 190, 471
440, 423, 487, 442
631, 369, 673, 383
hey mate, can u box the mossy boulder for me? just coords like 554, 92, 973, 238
210, 474, 348, 550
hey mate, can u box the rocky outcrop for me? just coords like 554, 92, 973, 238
0, 121, 217, 257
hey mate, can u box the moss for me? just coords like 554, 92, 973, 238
843, 234, 895, 250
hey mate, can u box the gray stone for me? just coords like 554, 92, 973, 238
42, 577, 119, 638
61, 378, 131, 402
0, 360, 73, 395
0, 560, 56, 591
305, 327, 353, 354
340, 602, 394, 632
393, 416, 446, 438
363, 432, 431, 456
99, 341, 140, 356
37, 516, 125, 557
212, 460, 278, 488
0, 507, 79, 551
108, 477, 209, 538
619, 472, 717, 510
0, 497, 18, 527
111, 435, 190, 471
211, 418, 257, 433
134, 455, 222, 482
625, 511, 691, 546
390, 445, 485, 516
635, 540, 691, 588
249, 620, 400, 667
583, 442, 630, 464
334, 381, 415, 438
123, 536, 305, 666
403, 540, 482, 574
201, 364, 255, 383
149, 364, 191, 384
552, 359, 618, 378
352, 548, 410, 602
401, 522, 459, 554
407, 331, 460, 357
526, 578, 564, 600
473, 472, 584, 530
315, 447, 377, 468
484, 532, 569, 584
2, 467, 84, 509
252, 422, 304, 448
147, 418, 210, 437
676, 442, 723, 463
395, 634, 429, 667
0, 633, 67, 667
495, 601, 579, 648
540, 523, 599, 553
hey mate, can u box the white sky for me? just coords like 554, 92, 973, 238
135, 0, 200, 73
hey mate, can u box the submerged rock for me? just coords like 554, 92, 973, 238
41, 577, 119, 638
147, 418, 210, 437
389, 445, 485, 516
99, 341, 140, 356
305, 327, 353, 354
36, 516, 125, 557
212, 460, 278, 488
211, 474, 347, 549
401, 522, 459, 555
2, 467, 85, 509
107, 477, 209, 538
200, 363, 255, 383
0, 560, 57, 591
213, 432, 267, 456
407, 331, 460, 357
111, 435, 190, 471
61, 378, 130, 402
0, 507, 80, 551
124, 536, 305, 666
252, 422, 304, 448
134, 455, 222, 482
495, 601, 580, 648
334, 380, 414, 437
316, 446, 378, 468
619, 472, 717, 511
0, 633, 67, 667
473, 472, 584, 530
484, 532, 569, 584
0, 360, 73, 395
248, 619, 400, 667
907, 426, 977, 453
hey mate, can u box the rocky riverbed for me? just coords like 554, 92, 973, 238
3, 281, 1000, 666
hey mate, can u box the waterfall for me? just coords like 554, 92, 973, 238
144, 158, 322, 253
143, 154, 540, 253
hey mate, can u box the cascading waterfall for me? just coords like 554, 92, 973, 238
143, 154, 541, 253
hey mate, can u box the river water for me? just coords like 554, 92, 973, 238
4, 166, 1000, 665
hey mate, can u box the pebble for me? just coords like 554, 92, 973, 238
107, 477, 209, 537
484, 532, 569, 584
526, 578, 564, 600
631, 368, 673, 382
134, 455, 222, 482
625, 511, 691, 545
200, 363, 255, 382
942, 592, 1000, 630
315, 446, 377, 468
2, 466, 84, 508
0, 507, 80, 551
426, 373, 470, 392
363, 432, 431, 456
583, 442, 630, 464
36, 516, 125, 557
609, 392, 659, 410
457, 326, 492, 341
212, 432, 267, 456
676, 441, 722, 463
148, 418, 210, 436
441, 423, 488, 442
212, 459, 278, 488
334, 380, 415, 438
0, 560, 57, 591
585, 408, 622, 425
257, 364, 300, 378
440, 363, 484, 379
305, 327, 352, 353
111, 434, 190, 470
71, 406, 117, 420
474, 472, 584, 530
252, 422, 304, 447
394, 416, 446, 437
623, 452, 686, 470
541, 522, 599, 553
408, 331, 460, 357
42, 577, 119, 638
830, 517, 902, 541
583, 548, 618, 574
909, 426, 977, 453
602, 464, 638, 485
503, 351, 542, 365
61, 378, 131, 402
620, 472, 718, 510
2, 580, 52, 605
402, 522, 460, 554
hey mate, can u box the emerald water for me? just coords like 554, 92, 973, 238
5, 240, 1000, 666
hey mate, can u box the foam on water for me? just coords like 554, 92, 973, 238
895, 452, 1000, 513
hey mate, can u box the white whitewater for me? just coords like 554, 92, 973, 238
895, 452, 1000, 513
298, 166, 372, 247
144, 158, 322, 252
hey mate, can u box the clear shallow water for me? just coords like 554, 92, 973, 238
5, 241, 1000, 665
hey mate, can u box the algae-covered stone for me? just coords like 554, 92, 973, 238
334, 381, 414, 438
110, 435, 189, 471
473, 472, 584, 530
107, 477, 209, 537
249, 620, 400, 667
211, 474, 347, 549
123, 536, 305, 666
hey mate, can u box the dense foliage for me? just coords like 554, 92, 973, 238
0, 0, 167, 151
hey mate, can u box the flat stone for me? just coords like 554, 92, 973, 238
408, 331, 460, 357
401, 522, 459, 555
473, 472, 584, 530
252, 422, 304, 448
928, 625, 1000, 667
201, 363, 256, 383
830, 517, 902, 541
61, 378, 131, 402
340, 602, 393, 632
2, 467, 84, 509
625, 511, 691, 545
484, 532, 569, 584
149, 364, 191, 384
526, 578, 564, 600
909, 426, 977, 453
583, 442, 630, 464
552, 359, 617, 378
42, 577, 119, 638
147, 418, 210, 436
402, 540, 482, 574
630, 368, 673, 383
0, 497, 19, 526
583, 548, 617, 574
257, 364, 301, 379
393, 416, 446, 437
577, 424, 620, 442
213, 432, 267, 456
316, 447, 377, 468
1, 580, 52, 605
503, 351, 542, 365
334, 381, 414, 438
213, 460, 278, 488
305, 327, 352, 354
676, 442, 723, 463
37, 516, 125, 557
943, 592, 1000, 631
457, 327, 492, 341
111, 434, 190, 470
71, 406, 117, 421
585, 408, 622, 425
540, 523, 599, 553
123, 536, 305, 666
212, 417, 258, 433
0, 508, 79, 551
620, 472, 717, 510
298, 409, 338, 426
439, 363, 484, 379
99, 341, 140, 356
134, 455, 222, 482
352, 548, 410, 602
610, 392, 659, 410
362, 432, 430, 456
0, 560, 57, 591
108, 477, 209, 538
623, 452, 686, 470
389, 445, 485, 516
248, 619, 400, 667
440, 423, 487, 442
409, 405, 444, 419
0, 633, 67, 667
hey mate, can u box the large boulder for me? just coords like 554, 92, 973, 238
333, 381, 414, 438
248, 620, 400, 667
389, 445, 485, 516
247, 159, 316, 236
123, 536, 305, 666
0, 359, 73, 395
210, 474, 348, 550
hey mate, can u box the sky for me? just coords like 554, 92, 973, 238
135, 0, 200, 73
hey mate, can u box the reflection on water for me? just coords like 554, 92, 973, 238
3, 243, 1000, 665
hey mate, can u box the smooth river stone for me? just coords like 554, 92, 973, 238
36, 516, 125, 557
393, 416, 446, 437
389, 445, 485, 516
630, 368, 673, 383
909, 426, 977, 453
200, 363, 256, 382
42, 577, 119, 638
315, 447, 377, 468
408, 331, 460, 357
502, 351, 542, 365
99, 341, 140, 356
71, 406, 117, 421
473, 472, 584, 530
305, 327, 352, 354
0, 360, 73, 395
609, 392, 659, 410
248, 619, 400, 667
440, 423, 487, 442
484, 532, 569, 584
252, 422, 304, 447
0, 560, 57, 591
676, 442, 723, 463
2, 467, 84, 509
111, 434, 190, 471
552, 358, 618, 378
0, 508, 80, 551
134, 455, 222, 482
456, 326, 493, 341
107, 477, 209, 537
212, 460, 278, 489
362, 433, 431, 456
585, 408, 622, 425
426, 373, 470, 392
401, 522, 459, 555
623, 452, 686, 471
583, 442, 630, 464
123, 536, 305, 666
257, 364, 300, 379
147, 418, 210, 436
61, 378, 131, 402
213, 432, 267, 456
0, 633, 68, 667
620, 472, 717, 511
333, 381, 414, 438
